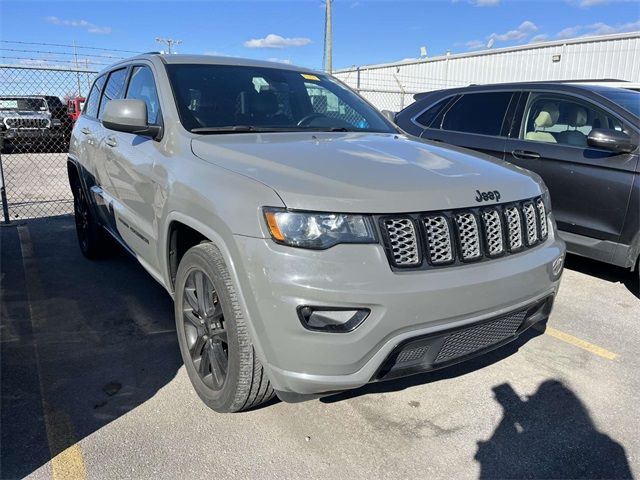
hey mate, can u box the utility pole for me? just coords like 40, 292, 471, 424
155, 38, 182, 54
73, 40, 81, 96
324, 0, 332, 74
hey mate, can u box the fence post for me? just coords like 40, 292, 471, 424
356, 67, 361, 92
0, 141, 10, 223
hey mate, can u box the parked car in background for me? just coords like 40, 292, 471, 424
395, 83, 639, 280
68, 54, 565, 413
0, 95, 72, 152
67, 96, 86, 123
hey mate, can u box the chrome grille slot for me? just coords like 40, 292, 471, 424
424, 216, 453, 264
505, 207, 523, 251
481, 210, 504, 256
522, 203, 538, 245
536, 198, 548, 240
455, 213, 481, 261
379, 196, 547, 270
384, 218, 420, 267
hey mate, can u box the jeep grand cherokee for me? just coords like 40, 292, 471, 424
68, 54, 565, 412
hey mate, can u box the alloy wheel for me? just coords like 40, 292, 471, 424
181, 269, 228, 390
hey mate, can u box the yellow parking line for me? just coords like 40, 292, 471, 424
541, 325, 619, 361
18, 225, 87, 480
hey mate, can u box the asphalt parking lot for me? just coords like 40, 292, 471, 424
1, 216, 638, 480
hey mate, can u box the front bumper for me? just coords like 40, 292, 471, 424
233, 232, 564, 396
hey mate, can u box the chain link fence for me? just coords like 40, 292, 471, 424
0, 65, 97, 220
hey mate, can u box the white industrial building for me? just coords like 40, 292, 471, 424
333, 32, 640, 112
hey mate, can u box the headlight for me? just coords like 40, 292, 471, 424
263, 208, 377, 249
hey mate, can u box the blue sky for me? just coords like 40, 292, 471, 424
1, 0, 639, 70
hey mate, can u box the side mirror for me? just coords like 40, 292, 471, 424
381, 109, 397, 124
587, 128, 636, 154
102, 99, 162, 139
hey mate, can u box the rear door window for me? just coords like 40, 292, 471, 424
98, 68, 128, 120
84, 75, 106, 118
414, 96, 456, 128
440, 92, 513, 136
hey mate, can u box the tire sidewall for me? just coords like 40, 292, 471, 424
174, 245, 243, 412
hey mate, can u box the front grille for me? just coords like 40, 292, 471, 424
4, 117, 50, 129
384, 218, 420, 266
434, 309, 527, 363
381, 196, 548, 269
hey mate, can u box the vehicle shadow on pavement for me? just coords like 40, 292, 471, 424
1, 216, 181, 479
475, 380, 632, 479
564, 253, 639, 299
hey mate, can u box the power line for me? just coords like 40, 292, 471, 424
0, 40, 140, 54
0, 56, 109, 66
0, 48, 126, 60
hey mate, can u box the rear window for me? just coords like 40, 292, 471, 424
441, 92, 513, 136
414, 97, 455, 128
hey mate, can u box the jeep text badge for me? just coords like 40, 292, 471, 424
475, 190, 501, 203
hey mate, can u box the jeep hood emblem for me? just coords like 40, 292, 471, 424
476, 190, 501, 203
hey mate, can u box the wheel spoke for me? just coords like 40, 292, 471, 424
211, 328, 227, 343
209, 302, 223, 321
189, 333, 207, 361
194, 271, 207, 315
209, 342, 227, 388
184, 287, 199, 312
183, 309, 203, 330
199, 343, 211, 377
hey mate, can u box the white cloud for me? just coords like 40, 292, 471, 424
464, 39, 486, 50
571, 0, 610, 7
529, 34, 550, 43
557, 20, 640, 38
46, 16, 111, 34
490, 20, 538, 42
243, 34, 311, 49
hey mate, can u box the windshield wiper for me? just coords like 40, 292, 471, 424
191, 125, 299, 134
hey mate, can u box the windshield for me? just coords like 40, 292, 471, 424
0, 97, 47, 112
165, 64, 395, 134
595, 89, 640, 117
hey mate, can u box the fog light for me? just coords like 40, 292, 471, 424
297, 306, 370, 333
552, 254, 564, 278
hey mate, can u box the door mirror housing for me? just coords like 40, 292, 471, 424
102, 99, 162, 140
587, 128, 635, 154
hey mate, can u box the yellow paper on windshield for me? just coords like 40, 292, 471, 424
301, 74, 320, 81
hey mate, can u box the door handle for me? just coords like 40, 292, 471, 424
105, 136, 118, 148
81, 127, 92, 135
511, 149, 541, 160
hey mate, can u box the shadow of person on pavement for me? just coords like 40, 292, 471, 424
475, 380, 632, 479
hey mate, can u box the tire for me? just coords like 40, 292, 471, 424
71, 178, 109, 259
174, 242, 274, 413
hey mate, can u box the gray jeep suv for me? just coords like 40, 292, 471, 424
68, 54, 565, 412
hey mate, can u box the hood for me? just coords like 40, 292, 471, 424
191, 132, 542, 213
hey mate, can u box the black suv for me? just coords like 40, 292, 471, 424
395, 83, 639, 277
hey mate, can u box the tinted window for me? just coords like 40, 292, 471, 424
415, 97, 454, 128
98, 68, 128, 119
84, 75, 106, 118
441, 92, 513, 136
522, 94, 625, 147
165, 64, 394, 133
594, 88, 640, 117
126, 66, 160, 124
